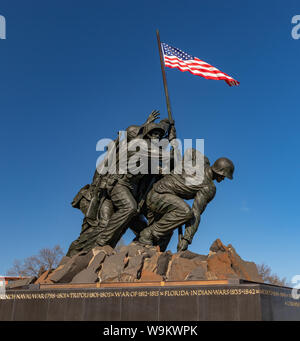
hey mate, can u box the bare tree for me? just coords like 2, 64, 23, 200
257, 263, 288, 286
7, 259, 28, 277
38, 245, 64, 269
6, 245, 64, 277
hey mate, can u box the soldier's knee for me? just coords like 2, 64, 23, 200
128, 207, 138, 218
181, 205, 194, 221
186, 209, 194, 221
123, 200, 138, 217
99, 218, 110, 229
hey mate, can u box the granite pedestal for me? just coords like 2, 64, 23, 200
1, 280, 299, 321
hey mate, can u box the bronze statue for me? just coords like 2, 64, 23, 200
138, 150, 234, 251
66, 110, 174, 256
94, 117, 176, 248
67, 109, 234, 257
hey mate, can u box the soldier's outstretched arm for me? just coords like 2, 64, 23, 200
178, 191, 209, 251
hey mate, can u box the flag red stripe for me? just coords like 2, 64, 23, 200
163, 53, 239, 86
164, 57, 236, 80
164, 59, 234, 78
165, 62, 234, 81
164, 61, 235, 81
165, 57, 223, 71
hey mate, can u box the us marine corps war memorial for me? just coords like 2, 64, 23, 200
1, 32, 299, 321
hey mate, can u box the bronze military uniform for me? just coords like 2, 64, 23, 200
138, 153, 234, 251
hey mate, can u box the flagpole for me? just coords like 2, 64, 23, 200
156, 29, 173, 124
156, 29, 184, 247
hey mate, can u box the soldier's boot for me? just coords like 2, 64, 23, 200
138, 227, 154, 246
157, 232, 173, 252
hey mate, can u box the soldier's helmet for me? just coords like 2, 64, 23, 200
126, 125, 143, 141
211, 157, 234, 180
143, 122, 166, 138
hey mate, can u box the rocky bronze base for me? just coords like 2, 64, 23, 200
7, 239, 263, 291
1, 280, 300, 321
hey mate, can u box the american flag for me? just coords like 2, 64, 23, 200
161, 42, 239, 87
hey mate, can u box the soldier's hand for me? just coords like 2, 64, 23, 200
177, 238, 189, 252
147, 110, 160, 123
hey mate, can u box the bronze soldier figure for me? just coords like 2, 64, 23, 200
94, 119, 176, 248
66, 110, 163, 256
138, 149, 234, 251
66, 184, 100, 257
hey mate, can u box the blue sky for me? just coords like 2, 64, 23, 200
0, 0, 299, 282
